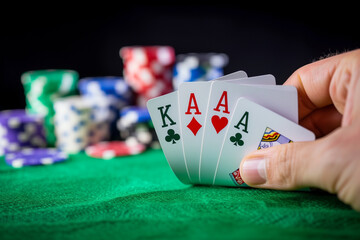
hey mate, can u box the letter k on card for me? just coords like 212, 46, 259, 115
147, 91, 191, 185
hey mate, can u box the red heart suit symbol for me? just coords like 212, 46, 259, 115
211, 115, 228, 133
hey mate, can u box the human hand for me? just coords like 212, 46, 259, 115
240, 49, 360, 211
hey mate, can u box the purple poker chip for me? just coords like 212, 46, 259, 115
0, 109, 43, 123
5, 148, 68, 168
0, 109, 46, 155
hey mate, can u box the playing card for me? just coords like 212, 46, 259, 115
199, 81, 298, 184
178, 82, 211, 184
221, 74, 276, 85
147, 91, 190, 184
213, 98, 315, 187
213, 70, 248, 80
178, 74, 276, 183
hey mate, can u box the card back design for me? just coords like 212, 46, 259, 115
229, 168, 244, 186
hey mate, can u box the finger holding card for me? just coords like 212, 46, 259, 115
213, 98, 315, 187
148, 70, 312, 188
199, 80, 298, 185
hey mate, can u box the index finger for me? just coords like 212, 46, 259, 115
284, 52, 344, 120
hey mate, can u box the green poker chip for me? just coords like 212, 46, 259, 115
21, 69, 79, 146
22, 69, 78, 95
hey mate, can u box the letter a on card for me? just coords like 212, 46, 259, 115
178, 82, 211, 183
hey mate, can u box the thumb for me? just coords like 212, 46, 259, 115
239, 139, 328, 191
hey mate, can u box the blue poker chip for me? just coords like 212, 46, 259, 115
5, 148, 68, 168
78, 76, 134, 103
120, 106, 151, 122
117, 106, 151, 130
206, 67, 224, 81
172, 53, 229, 90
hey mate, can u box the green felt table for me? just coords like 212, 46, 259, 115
1, 149, 359, 240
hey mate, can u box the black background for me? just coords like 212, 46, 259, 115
2, 4, 359, 110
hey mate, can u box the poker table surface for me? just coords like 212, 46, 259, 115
1, 149, 359, 240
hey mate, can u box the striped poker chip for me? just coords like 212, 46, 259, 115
53, 96, 92, 153
0, 109, 46, 155
117, 106, 151, 130
5, 148, 68, 168
78, 76, 133, 103
21, 69, 79, 146
85, 141, 146, 159
172, 53, 228, 90
119, 46, 175, 106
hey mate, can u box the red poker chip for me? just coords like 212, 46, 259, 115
120, 46, 175, 95
85, 141, 146, 159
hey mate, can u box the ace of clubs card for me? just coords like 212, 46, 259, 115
199, 81, 298, 184
214, 98, 315, 187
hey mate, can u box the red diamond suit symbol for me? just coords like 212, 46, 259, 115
187, 117, 202, 136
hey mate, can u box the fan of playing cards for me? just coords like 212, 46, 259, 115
147, 71, 315, 187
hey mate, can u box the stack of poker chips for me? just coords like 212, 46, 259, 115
21, 69, 79, 146
0, 110, 46, 155
0, 109, 67, 168
54, 96, 92, 153
78, 76, 134, 141
117, 106, 160, 149
119, 46, 176, 107
172, 53, 229, 90
5, 148, 67, 168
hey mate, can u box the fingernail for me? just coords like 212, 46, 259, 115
241, 158, 267, 185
